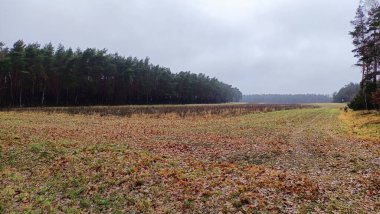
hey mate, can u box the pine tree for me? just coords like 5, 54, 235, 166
350, 4, 368, 80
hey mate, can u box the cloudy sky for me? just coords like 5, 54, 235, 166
0, 0, 361, 94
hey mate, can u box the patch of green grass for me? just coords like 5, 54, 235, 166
67, 187, 85, 199
79, 198, 91, 208
325, 198, 356, 213
183, 199, 193, 209
0, 202, 4, 213
136, 199, 151, 212
29, 140, 63, 161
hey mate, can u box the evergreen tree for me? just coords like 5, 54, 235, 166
0, 40, 242, 107
333, 83, 360, 103
349, 1, 380, 110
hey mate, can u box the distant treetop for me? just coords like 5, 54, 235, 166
242, 94, 332, 104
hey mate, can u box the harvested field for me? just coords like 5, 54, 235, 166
2, 104, 315, 117
0, 104, 379, 213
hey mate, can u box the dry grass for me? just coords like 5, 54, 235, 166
339, 109, 380, 141
3, 103, 315, 118
0, 105, 379, 213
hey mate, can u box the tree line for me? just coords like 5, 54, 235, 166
349, 0, 380, 110
0, 40, 242, 107
242, 94, 332, 104
333, 83, 360, 103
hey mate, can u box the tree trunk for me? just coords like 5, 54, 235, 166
41, 83, 46, 106
362, 64, 366, 81
56, 92, 59, 105
9, 72, 13, 106
19, 84, 22, 107
32, 80, 35, 106
66, 88, 69, 105
374, 58, 378, 83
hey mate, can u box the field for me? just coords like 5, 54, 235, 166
4, 104, 312, 117
0, 104, 379, 213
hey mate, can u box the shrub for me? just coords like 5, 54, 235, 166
372, 89, 380, 110
348, 82, 377, 110
349, 91, 370, 110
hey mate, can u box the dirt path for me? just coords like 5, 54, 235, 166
274, 111, 326, 171
269, 108, 380, 212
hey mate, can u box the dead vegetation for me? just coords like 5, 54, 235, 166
0, 105, 379, 213
1, 103, 315, 117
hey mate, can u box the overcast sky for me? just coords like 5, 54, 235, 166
0, 0, 361, 94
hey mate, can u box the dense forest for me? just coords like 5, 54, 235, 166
333, 83, 360, 103
0, 40, 242, 107
349, 0, 380, 110
242, 94, 332, 104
